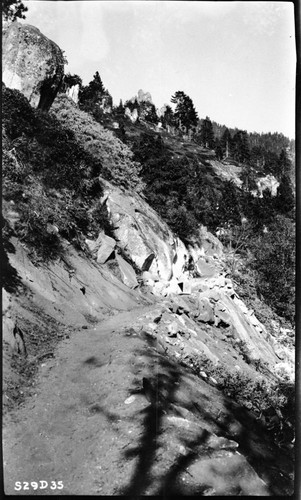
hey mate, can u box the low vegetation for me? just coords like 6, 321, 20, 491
187, 352, 294, 446
2, 86, 113, 261
51, 95, 144, 192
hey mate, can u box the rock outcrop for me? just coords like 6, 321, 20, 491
66, 84, 79, 104
86, 179, 289, 373
255, 174, 279, 197
98, 180, 226, 284
137, 89, 152, 103
99, 179, 186, 281
2, 22, 65, 111
129, 89, 153, 105
124, 107, 138, 123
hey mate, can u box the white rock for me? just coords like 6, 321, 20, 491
124, 395, 136, 405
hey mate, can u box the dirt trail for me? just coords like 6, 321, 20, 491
3, 305, 294, 496
3, 306, 155, 495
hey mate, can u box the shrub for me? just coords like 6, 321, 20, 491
2, 86, 35, 139
51, 95, 144, 192
249, 215, 295, 322
2, 86, 112, 262
188, 351, 294, 443
16, 197, 63, 262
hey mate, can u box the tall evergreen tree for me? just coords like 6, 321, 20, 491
161, 105, 175, 130
241, 163, 257, 193
276, 148, 292, 179
231, 130, 250, 163
171, 91, 198, 133
220, 128, 232, 159
198, 116, 215, 148
214, 139, 223, 160
140, 102, 159, 124
216, 180, 242, 227
79, 71, 111, 111
275, 174, 295, 216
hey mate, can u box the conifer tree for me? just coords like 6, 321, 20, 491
220, 128, 232, 159
161, 105, 175, 130
276, 148, 292, 178
215, 139, 223, 160
232, 130, 250, 163
141, 102, 159, 124
198, 116, 215, 148
79, 71, 111, 111
171, 91, 198, 134
275, 174, 295, 216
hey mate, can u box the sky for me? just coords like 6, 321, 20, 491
21, 1, 296, 138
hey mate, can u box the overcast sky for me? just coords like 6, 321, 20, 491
22, 1, 296, 138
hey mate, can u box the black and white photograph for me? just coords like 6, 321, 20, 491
2, 0, 296, 496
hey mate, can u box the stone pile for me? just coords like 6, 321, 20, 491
83, 179, 287, 374
81, 179, 294, 381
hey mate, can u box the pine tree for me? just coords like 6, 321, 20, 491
275, 174, 295, 216
216, 180, 242, 227
114, 99, 124, 116
215, 139, 223, 160
140, 102, 159, 124
161, 105, 175, 130
240, 163, 257, 193
171, 91, 198, 134
220, 128, 232, 159
276, 148, 292, 179
79, 71, 110, 110
198, 116, 215, 148
232, 130, 250, 164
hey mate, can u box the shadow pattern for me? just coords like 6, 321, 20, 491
113, 331, 294, 496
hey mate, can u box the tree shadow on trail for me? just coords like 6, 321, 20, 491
115, 337, 217, 496
115, 332, 294, 497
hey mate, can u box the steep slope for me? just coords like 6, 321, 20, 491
2, 183, 294, 495
2, 23, 295, 497
2, 230, 294, 495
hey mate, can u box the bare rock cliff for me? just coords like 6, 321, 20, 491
2, 21, 65, 111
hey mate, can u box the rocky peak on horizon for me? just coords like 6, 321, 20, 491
129, 89, 153, 105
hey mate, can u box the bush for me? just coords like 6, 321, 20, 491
188, 351, 294, 444
165, 204, 199, 241
16, 197, 63, 262
51, 95, 144, 192
249, 215, 295, 322
2, 86, 112, 262
2, 85, 35, 139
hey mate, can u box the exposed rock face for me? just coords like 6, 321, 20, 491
92, 180, 284, 372
116, 254, 138, 289
137, 89, 152, 103
85, 231, 116, 264
157, 104, 168, 118
125, 107, 138, 123
255, 174, 279, 197
100, 179, 181, 281
98, 179, 226, 285
2, 22, 65, 111
130, 89, 153, 104
66, 84, 79, 104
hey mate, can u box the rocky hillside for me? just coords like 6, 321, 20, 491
2, 22, 295, 496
